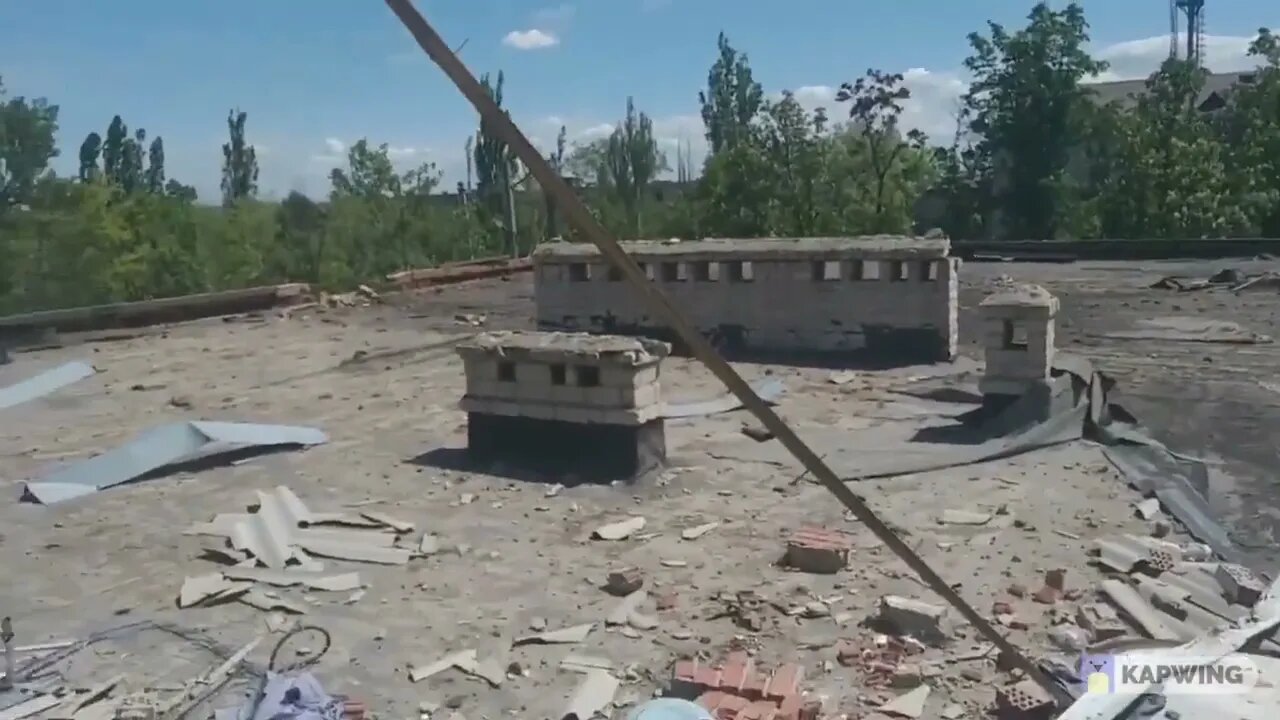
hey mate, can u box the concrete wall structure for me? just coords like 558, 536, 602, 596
978, 284, 1058, 398
456, 331, 671, 480
532, 236, 959, 363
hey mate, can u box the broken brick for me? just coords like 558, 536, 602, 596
878, 595, 949, 645
992, 600, 1014, 615
656, 591, 679, 611
1044, 569, 1066, 591
719, 652, 753, 693
1031, 585, 1060, 605
765, 663, 804, 701
835, 640, 860, 667
605, 567, 644, 596
1076, 603, 1126, 642
1216, 563, 1266, 606
785, 527, 851, 574
799, 700, 822, 720
1007, 583, 1027, 598
694, 664, 722, 694
740, 671, 768, 700
995, 679, 1055, 720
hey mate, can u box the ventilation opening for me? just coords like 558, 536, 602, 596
854, 260, 881, 280
568, 264, 589, 282
890, 261, 908, 282
728, 261, 754, 282
576, 365, 601, 387
660, 263, 680, 281
497, 361, 516, 382
693, 261, 719, 281
812, 260, 841, 281
921, 261, 938, 281
1002, 320, 1028, 350
549, 364, 567, 385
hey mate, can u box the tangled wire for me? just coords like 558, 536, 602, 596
13, 620, 332, 720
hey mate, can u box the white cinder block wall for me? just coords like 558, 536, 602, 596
532, 237, 958, 361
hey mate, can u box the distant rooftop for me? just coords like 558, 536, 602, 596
1085, 70, 1259, 111
532, 236, 951, 262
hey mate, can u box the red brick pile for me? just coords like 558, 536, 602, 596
671, 652, 821, 720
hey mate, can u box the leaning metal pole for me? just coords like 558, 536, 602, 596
380, 0, 1065, 705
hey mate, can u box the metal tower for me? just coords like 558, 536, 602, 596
1172, 0, 1206, 66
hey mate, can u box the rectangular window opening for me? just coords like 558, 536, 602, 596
568, 263, 589, 282
1002, 320, 1029, 350
854, 260, 881, 281
888, 261, 908, 282
693, 261, 719, 281
728, 261, 754, 282
813, 260, 841, 281
576, 365, 601, 387
921, 261, 938, 281
549, 364, 567, 385
660, 262, 680, 281
497, 361, 516, 382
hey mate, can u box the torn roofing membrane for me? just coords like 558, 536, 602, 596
21, 421, 328, 505
0, 361, 95, 410
660, 378, 785, 419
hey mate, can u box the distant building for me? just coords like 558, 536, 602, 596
1084, 70, 1260, 113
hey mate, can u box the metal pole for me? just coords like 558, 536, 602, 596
380, 0, 1066, 705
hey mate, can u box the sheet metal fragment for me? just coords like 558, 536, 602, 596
0, 361, 95, 411
21, 421, 328, 505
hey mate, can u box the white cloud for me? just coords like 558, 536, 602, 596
324, 137, 346, 154
502, 29, 559, 50
1091, 31, 1268, 82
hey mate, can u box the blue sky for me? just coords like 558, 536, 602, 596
1, 0, 1274, 201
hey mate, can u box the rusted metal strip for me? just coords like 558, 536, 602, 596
381, 0, 1063, 703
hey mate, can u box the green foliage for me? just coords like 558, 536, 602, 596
2, 11, 1279, 318
0, 76, 60, 208
963, 2, 1107, 239
221, 109, 259, 206
699, 33, 764, 155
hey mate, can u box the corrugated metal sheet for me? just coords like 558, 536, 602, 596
22, 421, 328, 504
1062, 571, 1280, 720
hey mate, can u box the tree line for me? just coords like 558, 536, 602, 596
0, 2, 1277, 314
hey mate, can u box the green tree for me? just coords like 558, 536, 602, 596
102, 116, 127, 184
221, 108, 259, 205
698, 33, 764, 157
78, 132, 102, 182
0, 77, 60, 208
963, 2, 1107, 239
837, 70, 928, 232
119, 128, 146, 193
146, 136, 166, 194
544, 125, 567, 240
605, 98, 667, 237
1090, 59, 1246, 238
1225, 28, 1280, 234
473, 72, 520, 255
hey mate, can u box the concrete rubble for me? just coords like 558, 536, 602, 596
4, 257, 1279, 720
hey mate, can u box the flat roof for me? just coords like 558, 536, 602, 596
532, 236, 951, 262
456, 330, 670, 365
